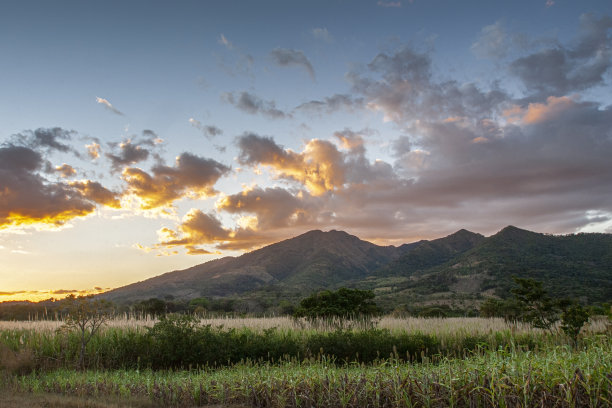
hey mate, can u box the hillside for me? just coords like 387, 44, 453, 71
376, 229, 485, 277
101, 226, 612, 311
101, 230, 402, 303
372, 226, 612, 309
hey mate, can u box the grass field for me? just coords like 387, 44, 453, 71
1, 316, 610, 407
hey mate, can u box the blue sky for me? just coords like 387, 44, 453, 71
1, 0, 611, 300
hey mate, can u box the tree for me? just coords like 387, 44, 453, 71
61, 294, 114, 369
510, 277, 563, 332
293, 288, 381, 321
134, 298, 167, 317
479, 298, 523, 322
561, 303, 589, 348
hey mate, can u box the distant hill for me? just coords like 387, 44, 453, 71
101, 226, 612, 311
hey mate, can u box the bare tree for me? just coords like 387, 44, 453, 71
61, 294, 114, 370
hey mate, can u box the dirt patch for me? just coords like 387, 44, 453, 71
0, 390, 155, 408
0, 390, 250, 408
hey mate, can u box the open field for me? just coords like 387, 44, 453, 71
1, 316, 610, 407
2, 337, 611, 407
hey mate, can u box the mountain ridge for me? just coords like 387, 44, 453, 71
101, 227, 612, 310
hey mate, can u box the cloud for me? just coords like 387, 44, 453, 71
348, 46, 508, 124
216, 186, 308, 230
237, 132, 393, 196
189, 118, 224, 139
55, 164, 77, 178
270, 48, 315, 80
471, 21, 509, 59
509, 14, 612, 96
69, 180, 121, 208
105, 139, 150, 171
122, 152, 230, 209
157, 207, 293, 253
85, 142, 101, 160
504, 96, 576, 124
295, 94, 364, 115
218, 33, 233, 49
96, 97, 124, 115
222, 91, 289, 119
0, 145, 117, 229
311, 27, 332, 42
377, 1, 402, 7
12, 127, 77, 154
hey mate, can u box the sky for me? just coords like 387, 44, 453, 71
1, 0, 612, 301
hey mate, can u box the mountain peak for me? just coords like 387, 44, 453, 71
495, 225, 539, 237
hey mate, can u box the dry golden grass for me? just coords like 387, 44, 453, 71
1, 315, 607, 335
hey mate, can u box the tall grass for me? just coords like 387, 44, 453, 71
2, 315, 608, 333
5, 336, 610, 407
2, 315, 606, 371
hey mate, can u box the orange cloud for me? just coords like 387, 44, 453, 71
216, 186, 310, 229
122, 153, 230, 209
69, 180, 122, 209
156, 207, 291, 253
0, 145, 121, 230
55, 164, 77, 178
504, 96, 575, 125
85, 142, 101, 160
237, 134, 345, 196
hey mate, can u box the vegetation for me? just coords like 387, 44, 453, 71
1, 313, 610, 406
83, 227, 611, 314
293, 288, 381, 321
60, 295, 114, 370
0, 326, 609, 407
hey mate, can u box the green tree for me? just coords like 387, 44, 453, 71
293, 288, 381, 320
510, 277, 563, 332
134, 298, 167, 317
561, 303, 589, 348
479, 298, 523, 322
61, 294, 114, 369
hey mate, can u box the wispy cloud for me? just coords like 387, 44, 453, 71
377, 1, 402, 8
189, 118, 224, 139
222, 91, 290, 119
311, 28, 332, 42
96, 97, 124, 115
270, 48, 315, 80
218, 33, 233, 49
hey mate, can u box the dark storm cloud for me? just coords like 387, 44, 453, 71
510, 14, 612, 97
222, 91, 289, 119
270, 48, 315, 80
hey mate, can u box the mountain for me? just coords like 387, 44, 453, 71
376, 229, 485, 277
101, 230, 402, 303
101, 226, 612, 311
372, 226, 612, 309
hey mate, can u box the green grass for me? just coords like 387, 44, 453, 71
0, 319, 553, 371
1, 316, 610, 406
3, 336, 610, 407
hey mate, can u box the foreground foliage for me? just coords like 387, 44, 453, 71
3, 336, 611, 407
0, 315, 556, 371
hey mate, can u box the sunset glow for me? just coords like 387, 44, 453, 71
1, 0, 611, 301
